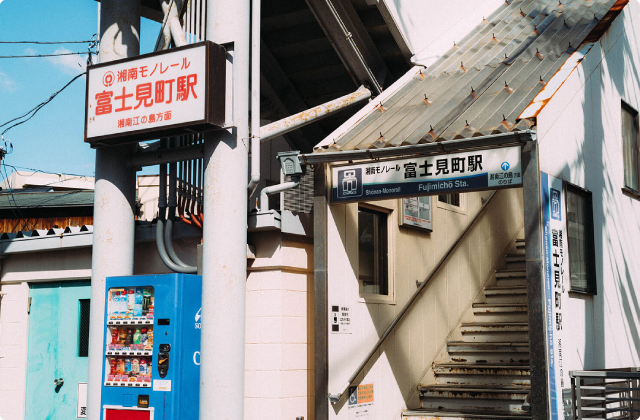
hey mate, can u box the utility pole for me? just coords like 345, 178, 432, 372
86, 1, 140, 419
200, 0, 250, 418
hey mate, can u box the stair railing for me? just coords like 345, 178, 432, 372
328, 190, 499, 403
571, 369, 640, 419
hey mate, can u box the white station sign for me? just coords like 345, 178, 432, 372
85, 41, 226, 147
331, 145, 523, 203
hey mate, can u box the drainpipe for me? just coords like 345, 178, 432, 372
260, 85, 371, 142
201, 0, 250, 418
259, 175, 301, 212
247, 0, 261, 197
87, 2, 140, 420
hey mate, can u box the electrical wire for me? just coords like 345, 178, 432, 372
0, 72, 86, 136
0, 51, 87, 58
0, 40, 93, 44
1, 162, 30, 232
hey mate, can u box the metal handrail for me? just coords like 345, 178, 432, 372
571, 369, 640, 420
328, 189, 499, 403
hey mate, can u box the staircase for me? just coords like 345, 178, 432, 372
404, 239, 532, 420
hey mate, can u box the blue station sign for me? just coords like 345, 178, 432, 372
331, 145, 522, 203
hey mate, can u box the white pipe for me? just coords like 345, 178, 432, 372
159, 0, 187, 48
201, 0, 250, 418
259, 176, 300, 212
87, 5, 140, 419
247, 0, 261, 197
260, 85, 372, 142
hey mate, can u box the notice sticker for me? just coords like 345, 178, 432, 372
153, 379, 172, 392
330, 305, 351, 334
348, 383, 375, 419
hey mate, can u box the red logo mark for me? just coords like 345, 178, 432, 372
103, 71, 115, 87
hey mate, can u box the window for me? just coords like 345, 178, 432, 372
622, 101, 639, 192
78, 299, 91, 357
565, 183, 596, 294
358, 207, 389, 296
438, 193, 461, 207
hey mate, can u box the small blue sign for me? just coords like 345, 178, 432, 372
501, 161, 510, 171
551, 188, 561, 221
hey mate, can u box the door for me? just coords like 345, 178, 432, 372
24, 281, 91, 420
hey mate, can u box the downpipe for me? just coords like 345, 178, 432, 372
247, 0, 261, 197
259, 175, 301, 212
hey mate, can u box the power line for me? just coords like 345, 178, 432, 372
0, 40, 93, 44
0, 72, 86, 136
1, 162, 30, 231
0, 51, 87, 59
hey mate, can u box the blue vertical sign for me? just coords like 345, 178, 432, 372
541, 173, 567, 420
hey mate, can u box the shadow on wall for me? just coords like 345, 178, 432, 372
332, 189, 524, 413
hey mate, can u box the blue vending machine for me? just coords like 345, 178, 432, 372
100, 274, 201, 420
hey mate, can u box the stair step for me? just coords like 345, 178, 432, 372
495, 270, 527, 287
516, 239, 525, 248
496, 270, 526, 278
418, 385, 530, 413
484, 286, 527, 304
472, 303, 528, 321
448, 341, 529, 353
506, 255, 525, 263
433, 364, 531, 386
461, 322, 529, 334
403, 408, 531, 419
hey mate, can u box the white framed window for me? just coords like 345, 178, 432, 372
622, 101, 639, 193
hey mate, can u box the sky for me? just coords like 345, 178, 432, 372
0, 0, 161, 179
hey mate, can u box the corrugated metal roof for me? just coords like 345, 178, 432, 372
314, 0, 623, 152
0, 190, 93, 210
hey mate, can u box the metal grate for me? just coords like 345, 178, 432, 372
283, 167, 314, 213
78, 299, 90, 357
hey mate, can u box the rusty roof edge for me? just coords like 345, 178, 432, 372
303, 130, 536, 165
519, 0, 630, 119
313, 66, 423, 151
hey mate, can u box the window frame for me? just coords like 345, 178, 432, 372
564, 182, 597, 295
436, 193, 466, 215
357, 204, 394, 302
621, 100, 640, 196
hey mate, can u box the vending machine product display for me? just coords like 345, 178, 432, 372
101, 274, 201, 420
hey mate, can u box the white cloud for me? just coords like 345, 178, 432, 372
0, 69, 18, 92
47, 47, 87, 74
23, 47, 37, 56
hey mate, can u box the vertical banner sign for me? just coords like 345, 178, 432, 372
77, 382, 87, 418
541, 173, 568, 420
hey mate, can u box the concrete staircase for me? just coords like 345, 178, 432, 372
404, 239, 532, 420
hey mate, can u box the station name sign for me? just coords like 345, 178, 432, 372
331, 145, 522, 203
85, 41, 226, 147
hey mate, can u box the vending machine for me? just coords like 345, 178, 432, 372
100, 274, 202, 420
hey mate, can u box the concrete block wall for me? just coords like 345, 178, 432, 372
245, 232, 314, 420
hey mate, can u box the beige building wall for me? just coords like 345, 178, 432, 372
245, 232, 314, 420
326, 188, 524, 419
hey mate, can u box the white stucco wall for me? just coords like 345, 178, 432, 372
536, 1, 640, 371
381, 0, 504, 65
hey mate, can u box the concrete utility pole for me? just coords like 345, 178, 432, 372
200, 0, 250, 418
86, 1, 140, 419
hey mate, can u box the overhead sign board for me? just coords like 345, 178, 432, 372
331, 146, 522, 203
85, 41, 226, 147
